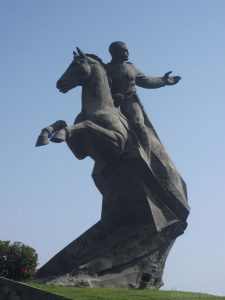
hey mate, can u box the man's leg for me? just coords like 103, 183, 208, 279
123, 100, 151, 159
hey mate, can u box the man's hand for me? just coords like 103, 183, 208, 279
112, 93, 124, 107
162, 71, 181, 85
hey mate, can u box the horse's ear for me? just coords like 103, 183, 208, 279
73, 50, 78, 57
76, 47, 86, 59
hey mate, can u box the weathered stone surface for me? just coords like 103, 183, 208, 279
37, 153, 187, 288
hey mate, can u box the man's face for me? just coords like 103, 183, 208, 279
114, 44, 129, 62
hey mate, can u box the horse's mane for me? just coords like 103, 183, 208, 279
86, 54, 105, 67
86, 54, 111, 86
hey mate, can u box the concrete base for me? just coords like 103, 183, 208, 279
0, 277, 70, 300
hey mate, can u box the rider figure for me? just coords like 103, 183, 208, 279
106, 41, 181, 159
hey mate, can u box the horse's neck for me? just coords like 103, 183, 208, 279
82, 64, 114, 114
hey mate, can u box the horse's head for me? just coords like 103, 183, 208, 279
57, 48, 92, 93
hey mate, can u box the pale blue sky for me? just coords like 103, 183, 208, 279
1, 0, 225, 296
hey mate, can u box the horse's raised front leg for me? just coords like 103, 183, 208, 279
50, 127, 69, 143
50, 120, 126, 157
35, 120, 67, 147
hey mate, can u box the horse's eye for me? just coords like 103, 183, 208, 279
80, 58, 86, 63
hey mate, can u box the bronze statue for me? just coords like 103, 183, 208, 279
36, 43, 189, 289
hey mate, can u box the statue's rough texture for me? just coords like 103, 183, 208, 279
36, 43, 190, 289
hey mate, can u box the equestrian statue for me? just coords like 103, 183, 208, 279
35, 42, 190, 289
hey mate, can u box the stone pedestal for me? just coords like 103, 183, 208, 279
37, 151, 189, 289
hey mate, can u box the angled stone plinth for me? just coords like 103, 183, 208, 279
0, 277, 70, 300
37, 149, 189, 289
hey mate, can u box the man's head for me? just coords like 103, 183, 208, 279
109, 41, 129, 62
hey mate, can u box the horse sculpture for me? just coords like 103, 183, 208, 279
36, 48, 134, 161
36, 47, 189, 289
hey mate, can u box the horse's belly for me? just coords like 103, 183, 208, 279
88, 110, 128, 136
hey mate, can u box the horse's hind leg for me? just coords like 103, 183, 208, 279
81, 121, 126, 155
36, 120, 67, 147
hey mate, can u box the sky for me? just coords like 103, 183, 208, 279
1, 0, 225, 296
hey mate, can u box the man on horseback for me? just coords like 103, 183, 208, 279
35, 45, 190, 287
106, 41, 181, 159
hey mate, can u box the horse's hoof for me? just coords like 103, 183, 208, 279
50, 130, 67, 143
35, 134, 49, 147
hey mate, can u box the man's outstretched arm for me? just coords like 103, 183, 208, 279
134, 65, 181, 89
